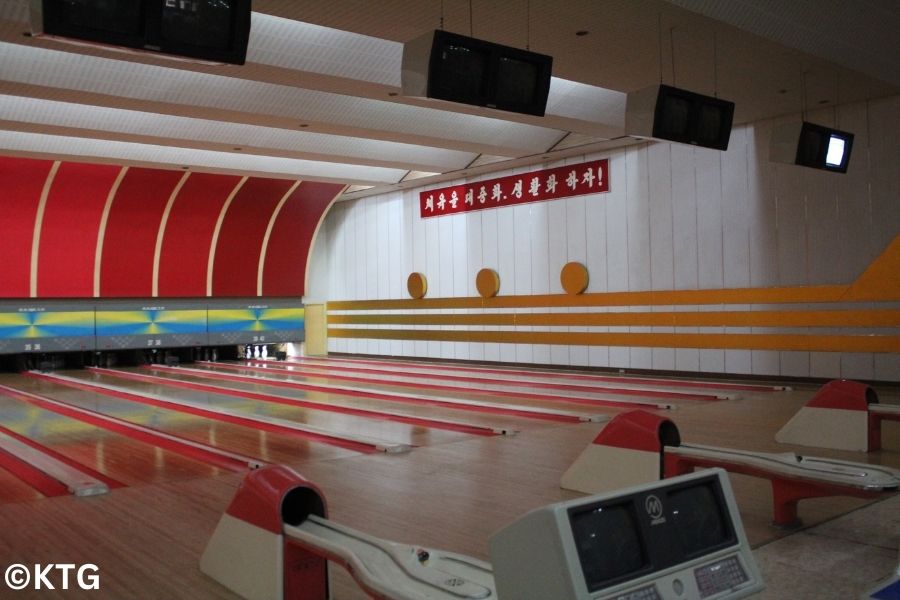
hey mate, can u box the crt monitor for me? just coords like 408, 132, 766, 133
32, 0, 252, 65
490, 468, 764, 599
796, 122, 854, 173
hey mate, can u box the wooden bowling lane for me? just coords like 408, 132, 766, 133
160, 362, 647, 417
88, 367, 515, 438
283, 355, 787, 393
0, 463, 45, 504
11, 373, 363, 467
65, 368, 483, 449
0, 380, 225, 491
212, 360, 694, 406
239, 358, 727, 402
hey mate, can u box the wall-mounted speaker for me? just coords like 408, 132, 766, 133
402, 30, 553, 117
770, 121, 854, 173
626, 84, 735, 150
30, 0, 252, 65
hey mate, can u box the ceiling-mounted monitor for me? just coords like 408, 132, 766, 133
770, 121, 854, 173
626, 84, 735, 151
490, 468, 764, 599
30, 0, 252, 65
402, 30, 553, 117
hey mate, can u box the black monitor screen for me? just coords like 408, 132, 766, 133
696, 104, 726, 147
796, 127, 826, 167
494, 55, 538, 107
433, 42, 489, 101
570, 501, 649, 591
657, 95, 691, 139
44, 0, 144, 37
668, 481, 733, 558
161, 0, 236, 51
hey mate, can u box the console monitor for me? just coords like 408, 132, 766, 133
490, 468, 763, 599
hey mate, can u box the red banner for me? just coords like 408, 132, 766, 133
419, 158, 609, 219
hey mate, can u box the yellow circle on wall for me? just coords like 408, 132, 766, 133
560, 261, 589, 295
407, 272, 428, 299
475, 268, 500, 298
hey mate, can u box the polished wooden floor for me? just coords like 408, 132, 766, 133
0, 356, 897, 599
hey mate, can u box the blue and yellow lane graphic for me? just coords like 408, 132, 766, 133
95, 309, 207, 337
0, 311, 95, 339
207, 307, 304, 333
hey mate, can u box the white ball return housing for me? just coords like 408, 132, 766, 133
776, 379, 900, 452
562, 410, 900, 527
201, 465, 764, 599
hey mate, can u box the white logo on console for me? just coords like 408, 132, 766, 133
645, 495, 666, 525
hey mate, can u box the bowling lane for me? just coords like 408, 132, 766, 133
280, 355, 782, 393
215, 360, 696, 405
182, 362, 655, 414
236, 361, 720, 402
9, 374, 362, 466
0, 385, 222, 488
142, 364, 620, 426
67, 368, 499, 447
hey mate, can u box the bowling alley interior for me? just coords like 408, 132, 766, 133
1, 1, 899, 599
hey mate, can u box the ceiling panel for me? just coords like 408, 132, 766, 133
0, 0, 895, 196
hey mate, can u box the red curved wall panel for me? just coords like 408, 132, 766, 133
0, 155, 337, 299
157, 172, 242, 297
262, 181, 342, 297
211, 178, 293, 297
0, 157, 55, 297
99, 168, 183, 297
37, 162, 123, 297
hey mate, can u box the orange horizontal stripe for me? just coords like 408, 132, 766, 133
327, 285, 850, 311
328, 328, 900, 353
328, 309, 900, 328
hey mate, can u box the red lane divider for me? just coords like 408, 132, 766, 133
195, 362, 665, 411
0, 447, 69, 498
0, 384, 260, 473
233, 360, 717, 402
285, 356, 785, 392
0, 422, 125, 491
26, 372, 379, 455
143, 365, 587, 423
90, 368, 499, 437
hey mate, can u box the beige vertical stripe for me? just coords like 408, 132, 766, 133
93, 166, 129, 298
152, 171, 191, 297
257, 180, 301, 297
30, 161, 61, 297
207, 176, 248, 297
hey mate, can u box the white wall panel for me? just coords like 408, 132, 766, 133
774, 164, 806, 285
747, 121, 779, 287
671, 144, 699, 290
648, 143, 675, 291
721, 127, 751, 288
695, 149, 724, 289
626, 146, 651, 291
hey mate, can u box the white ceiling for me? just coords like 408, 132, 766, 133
0, 0, 896, 198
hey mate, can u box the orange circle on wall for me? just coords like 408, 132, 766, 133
407, 272, 428, 299
560, 261, 589, 295
475, 268, 500, 298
